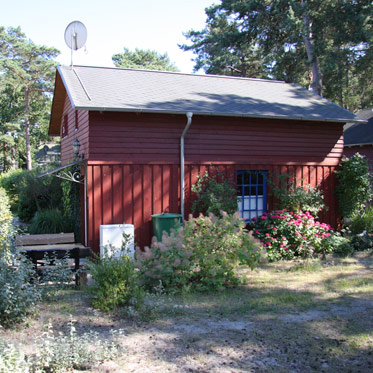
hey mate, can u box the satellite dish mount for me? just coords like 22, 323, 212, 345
64, 21, 87, 67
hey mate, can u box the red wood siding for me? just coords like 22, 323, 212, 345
88, 112, 343, 166
86, 162, 339, 253
60, 96, 89, 165
75, 111, 345, 252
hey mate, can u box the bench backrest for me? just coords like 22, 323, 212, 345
16, 233, 75, 246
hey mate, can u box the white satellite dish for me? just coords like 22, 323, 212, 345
64, 21, 87, 66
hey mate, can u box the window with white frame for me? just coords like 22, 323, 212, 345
237, 170, 267, 221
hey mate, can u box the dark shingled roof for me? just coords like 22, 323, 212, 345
344, 109, 373, 146
57, 65, 363, 123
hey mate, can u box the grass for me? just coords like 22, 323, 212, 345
1, 251, 372, 372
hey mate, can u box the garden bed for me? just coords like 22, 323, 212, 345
1, 251, 372, 372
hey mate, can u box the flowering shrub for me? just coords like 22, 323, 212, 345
136, 212, 262, 292
252, 210, 342, 261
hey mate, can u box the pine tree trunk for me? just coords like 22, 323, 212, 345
25, 88, 32, 170
301, 2, 323, 96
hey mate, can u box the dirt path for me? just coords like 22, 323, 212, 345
1, 252, 372, 372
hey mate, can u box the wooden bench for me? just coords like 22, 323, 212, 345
15, 233, 91, 286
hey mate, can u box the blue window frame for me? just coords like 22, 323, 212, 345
237, 170, 267, 221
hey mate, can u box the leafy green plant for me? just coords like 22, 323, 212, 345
0, 318, 124, 373
87, 233, 143, 312
349, 205, 373, 234
191, 170, 237, 217
0, 187, 15, 257
0, 341, 28, 373
30, 317, 124, 372
0, 252, 41, 327
137, 212, 262, 292
16, 170, 63, 223
350, 234, 373, 252
270, 173, 325, 216
252, 210, 350, 261
335, 154, 373, 220
0, 169, 25, 213
28, 208, 74, 234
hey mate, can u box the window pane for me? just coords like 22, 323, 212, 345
237, 172, 243, 185
258, 173, 264, 184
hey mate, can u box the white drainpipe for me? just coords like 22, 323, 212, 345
181, 112, 193, 223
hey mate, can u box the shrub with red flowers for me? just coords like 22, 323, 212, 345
251, 210, 339, 261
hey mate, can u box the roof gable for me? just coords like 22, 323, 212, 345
50, 65, 363, 134
344, 109, 373, 146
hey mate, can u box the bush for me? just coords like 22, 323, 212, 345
191, 170, 237, 217
350, 234, 373, 251
270, 174, 325, 216
0, 252, 41, 327
0, 187, 15, 257
335, 153, 373, 220
137, 212, 262, 292
16, 170, 64, 223
87, 233, 143, 312
251, 210, 349, 261
136, 229, 192, 292
28, 208, 74, 234
0, 169, 25, 213
349, 205, 373, 234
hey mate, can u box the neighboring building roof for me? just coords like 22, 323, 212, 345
50, 65, 363, 134
344, 108, 373, 146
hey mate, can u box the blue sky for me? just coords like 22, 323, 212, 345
0, 0, 214, 73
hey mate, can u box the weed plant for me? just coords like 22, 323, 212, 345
0, 317, 124, 373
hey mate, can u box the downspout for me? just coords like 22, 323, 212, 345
181, 112, 193, 223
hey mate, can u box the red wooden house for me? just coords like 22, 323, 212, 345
344, 108, 373, 170
49, 65, 362, 252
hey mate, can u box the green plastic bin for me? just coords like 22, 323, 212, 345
152, 213, 182, 242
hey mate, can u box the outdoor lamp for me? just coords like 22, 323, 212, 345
72, 138, 80, 158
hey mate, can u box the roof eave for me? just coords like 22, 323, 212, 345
73, 105, 361, 124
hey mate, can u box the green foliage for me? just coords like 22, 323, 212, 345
112, 47, 179, 71
181, 0, 372, 111
136, 230, 192, 292
0, 169, 25, 213
0, 252, 41, 327
0, 319, 124, 373
350, 234, 373, 252
1, 169, 64, 223
0, 341, 28, 373
137, 212, 262, 292
30, 318, 123, 372
270, 174, 325, 216
28, 209, 74, 234
252, 210, 350, 261
335, 154, 373, 220
17, 171, 63, 223
0, 187, 14, 256
349, 205, 373, 235
87, 233, 143, 312
0, 26, 59, 170
191, 170, 237, 217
